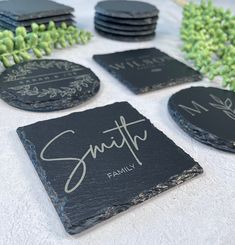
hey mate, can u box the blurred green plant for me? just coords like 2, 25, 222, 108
181, 0, 235, 91
0, 21, 92, 68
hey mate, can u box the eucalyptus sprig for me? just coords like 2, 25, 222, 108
181, 0, 235, 91
0, 21, 92, 68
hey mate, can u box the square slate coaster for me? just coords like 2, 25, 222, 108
0, 0, 74, 21
17, 102, 203, 235
93, 48, 202, 94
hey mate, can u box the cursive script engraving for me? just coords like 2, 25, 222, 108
178, 94, 235, 121
179, 101, 209, 116
40, 116, 148, 194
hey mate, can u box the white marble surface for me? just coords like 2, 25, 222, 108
0, 0, 235, 244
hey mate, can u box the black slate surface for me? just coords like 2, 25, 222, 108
0, 0, 74, 21
95, 18, 156, 31
95, 0, 159, 19
95, 23, 155, 36
17, 102, 203, 235
0, 59, 100, 112
95, 13, 158, 26
93, 48, 202, 94
168, 86, 235, 153
95, 28, 155, 42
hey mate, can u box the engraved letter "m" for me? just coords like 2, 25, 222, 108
178, 101, 209, 116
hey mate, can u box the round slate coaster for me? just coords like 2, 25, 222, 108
168, 86, 235, 153
95, 0, 159, 19
95, 13, 158, 26
95, 17, 156, 31
95, 23, 155, 36
0, 59, 100, 112
95, 28, 155, 42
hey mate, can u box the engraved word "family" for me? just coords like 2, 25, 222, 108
40, 116, 148, 194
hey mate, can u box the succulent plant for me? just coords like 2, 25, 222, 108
181, 0, 235, 91
0, 21, 92, 68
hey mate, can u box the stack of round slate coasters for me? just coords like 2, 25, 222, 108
0, 0, 75, 31
94, 0, 159, 42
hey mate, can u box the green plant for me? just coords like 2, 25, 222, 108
181, 0, 235, 91
0, 21, 92, 68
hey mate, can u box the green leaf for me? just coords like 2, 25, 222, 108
12, 53, 21, 64
14, 36, 26, 49
33, 48, 42, 58
3, 37, 14, 53
19, 52, 31, 61
16, 27, 27, 37
31, 23, 39, 33
1, 56, 11, 67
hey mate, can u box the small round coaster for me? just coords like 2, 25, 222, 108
95, 0, 159, 19
168, 86, 235, 153
95, 27, 155, 42
0, 59, 100, 112
95, 17, 156, 31
95, 23, 155, 36
95, 13, 158, 26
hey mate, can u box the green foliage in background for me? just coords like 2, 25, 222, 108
0, 21, 92, 68
181, 0, 235, 91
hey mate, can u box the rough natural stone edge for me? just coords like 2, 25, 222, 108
16, 101, 204, 235
68, 163, 203, 235
93, 52, 202, 94
168, 97, 235, 153
0, 80, 100, 112
16, 128, 72, 233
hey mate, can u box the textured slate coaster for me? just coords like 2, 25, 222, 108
95, 0, 159, 19
95, 13, 158, 26
95, 28, 155, 42
93, 48, 202, 94
0, 0, 74, 21
168, 86, 235, 153
95, 18, 157, 31
0, 13, 74, 27
95, 23, 155, 36
0, 59, 100, 112
17, 102, 203, 235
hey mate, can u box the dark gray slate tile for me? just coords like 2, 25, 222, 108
95, 13, 158, 26
95, 0, 159, 19
0, 59, 100, 112
17, 102, 203, 235
168, 86, 235, 153
0, 0, 74, 21
0, 13, 74, 27
93, 48, 202, 94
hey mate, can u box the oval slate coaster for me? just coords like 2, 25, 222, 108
95, 18, 157, 31
0, 59, 100, 112
95, 28, 155, 42
95, 13, 158, 26
95, 0, 159, 19
95, 23, 155, 36
17, 102, 203, 235
168, 86, 235, 153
